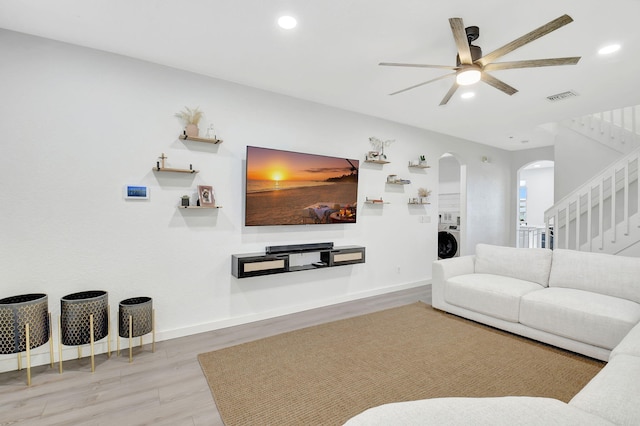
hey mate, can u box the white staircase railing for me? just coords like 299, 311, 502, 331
518, 226, 546, 248
545, 145, 640, 254
546, 105, 640, 254
563, 106, 640, 154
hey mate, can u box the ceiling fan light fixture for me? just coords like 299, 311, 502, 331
456, 68, 481, 86
380, 15, 579, 105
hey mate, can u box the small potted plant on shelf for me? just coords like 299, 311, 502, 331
175, 106, 203, 137
418, 187, 431, 204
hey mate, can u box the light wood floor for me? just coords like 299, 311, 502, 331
0, 285, 430, 425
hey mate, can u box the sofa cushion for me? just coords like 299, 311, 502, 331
475, 244, 553, 287
549, 249, 640, 304
445, 274, 544, 322
570, 354, 640, 426
610, 321, 640, 359
344, 396, 614, 425
520, 288, 640, 350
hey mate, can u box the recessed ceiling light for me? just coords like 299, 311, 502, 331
278, 16, 297, 29
598, 44, 621, 55
461, 92, 475, 99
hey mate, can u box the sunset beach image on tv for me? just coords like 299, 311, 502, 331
245, 146, 359, 226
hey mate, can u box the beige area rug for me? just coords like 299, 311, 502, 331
198, 302, 604, 426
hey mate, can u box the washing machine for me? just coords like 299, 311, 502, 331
438, 213, 460, 259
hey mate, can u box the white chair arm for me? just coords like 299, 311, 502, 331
432, 255, 475, 310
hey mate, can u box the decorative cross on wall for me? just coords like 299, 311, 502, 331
158, 153, 167, 169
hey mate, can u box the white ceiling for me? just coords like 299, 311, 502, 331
2, 0, 640, 150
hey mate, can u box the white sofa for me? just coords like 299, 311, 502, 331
433, 244, 640, 362
344, 244, 640, 425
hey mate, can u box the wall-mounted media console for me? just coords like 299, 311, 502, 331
232, 243, 365, 278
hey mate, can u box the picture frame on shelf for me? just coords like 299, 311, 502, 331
366, 151, 382, 161
198, 185, 215, 207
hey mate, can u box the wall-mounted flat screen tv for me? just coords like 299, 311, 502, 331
245, 146, 359, 226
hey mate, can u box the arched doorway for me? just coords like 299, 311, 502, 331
438, 153, 466, 258
516, 160, 554, 248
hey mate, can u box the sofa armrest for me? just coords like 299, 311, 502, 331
432, 255, 475, 310
570, 354, 640, 425
610, 321, 640, 359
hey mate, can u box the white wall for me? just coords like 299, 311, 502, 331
554, 126, 622, 202
0, 30, 513, 371
463, 154, 511, 252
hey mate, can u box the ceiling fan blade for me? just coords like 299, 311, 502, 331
379, 62, 458, 70
476, 14, 574, 67
481, 73, 518, 96
449, 17, 473, 65
389, 72, 456, 96
439, 82, 459, 106
483, 57, 580, 71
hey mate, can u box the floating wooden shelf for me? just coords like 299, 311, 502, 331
364, 200, 389, 204
387, 181, 410, 185
179, 134, 223, 144
408, 201, 431, 205
408, 164, 430, 169
152, 167, 198, 174
178, 206, 222, 209
364, 159, 390, 164
232, 245, 365, 278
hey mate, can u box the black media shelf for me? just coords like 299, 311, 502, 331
231, 245, 365, 278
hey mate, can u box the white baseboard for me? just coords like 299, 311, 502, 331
158, 280, 430, 341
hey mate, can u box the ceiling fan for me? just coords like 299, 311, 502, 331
380, 14, 581, 105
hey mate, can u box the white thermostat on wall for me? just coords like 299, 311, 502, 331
124, 185, 149, 200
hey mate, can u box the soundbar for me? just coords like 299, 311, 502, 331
266, 242, 334, 254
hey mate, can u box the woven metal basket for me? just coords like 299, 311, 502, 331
0, 293, 49, 354
118, 297, 153, 338
60, 290, 109, 346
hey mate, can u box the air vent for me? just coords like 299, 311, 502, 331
546, 90, 579, 102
